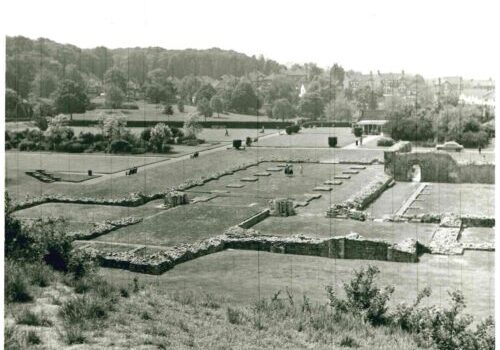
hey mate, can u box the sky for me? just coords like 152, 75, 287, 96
1, 0, 499, 79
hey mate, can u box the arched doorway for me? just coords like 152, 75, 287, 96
410, 164, 421, 182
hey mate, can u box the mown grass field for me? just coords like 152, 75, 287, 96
95, 201, 267, 246
255, 127, 357, 148
6, 151, 167, 174
71, 101, 272, 122
254, 217, 437, 245
365, 181, 420, 218
405, 183, 495, 217
100, 249, 494, 323
6, 148, 376, 202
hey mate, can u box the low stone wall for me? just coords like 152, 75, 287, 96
326, 174, 393, 219
80, 226, 419, 275
387, 213, 495, 228
69, 217, 143, 240
238, 209, 270, 229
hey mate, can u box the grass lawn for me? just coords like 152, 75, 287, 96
255, 128, 356, 148
188, 163, 384, 204
5, 151, 167, 174
365, 181, 420, 218
405, 183, 494, 217
254, 216, 437, 245
71, 102, 272, 122
99, 249, 494, 322
13, 199, 165, 225
460, 227, 495, 245
5, 148, 346, 203
94, 201, 267, 246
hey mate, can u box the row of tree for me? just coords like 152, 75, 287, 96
6, 36, 283, 98
6, 113, 204, 154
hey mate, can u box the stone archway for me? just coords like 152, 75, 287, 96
409, 164, 422, 182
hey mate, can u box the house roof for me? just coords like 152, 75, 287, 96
359, 109, 387, 121
461, 88, 495, 101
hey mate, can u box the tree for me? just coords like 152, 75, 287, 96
197, 98, 213, 121
354, 85, 380, 112
144, 68, 177, 104
105, 84, 125, 109
231, 80, 260, 114
183, 113, 202, 139
31, 71, 58, 98
298, 92, 324, 120
325, 93, 355, 122
53, 79, 89, 119
179, 75, 202, 103
149, 123, 173, 152
99, 113, 128, 141
5, 88, 33, 119
44, 114, 73, 149
177, 99, 185, 113
210, 95, 224, 117
272, 98, 294, 122
195, 83, 216, 104
104, 67, 127, 92
263, 75, 295, 105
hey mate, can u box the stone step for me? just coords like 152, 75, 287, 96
334, 175, 351, 179
226, 183, 245, 188
350, 166, 366, 170
324, 180, 342, 185
254, 172, 271, 176
241, 177, 258, 182
314, 186, 333, 191
342, 170, 359, 174
266, 167, 282, 172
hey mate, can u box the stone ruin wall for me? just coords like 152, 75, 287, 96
385, 149, 494, 184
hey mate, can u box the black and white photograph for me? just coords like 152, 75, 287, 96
1, 0, 498, 348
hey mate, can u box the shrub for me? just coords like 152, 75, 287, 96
64, 142, 87, 153
291, 124, 300, 133
326, 265, 394, 325
5, 141, 12, 150
15, 309, 53, 326
227, 307, 244, 325
59, 325, 86, 345
131, 147, 146, 154
122, 102, 139, 110
339, 335, 359, 348
5, 262, 32, 303
246, 137, 252, 147
108, 139, 132, 153
377, 137, 395, 147
18, 140, 38, 151
28, 263, 53, 287
163, 104, 174, 115
67, 250, 97, 280
26, 330, 42, 345
285, 126, 292, 135
354, 127, 363, 137
59, 295, 110, 325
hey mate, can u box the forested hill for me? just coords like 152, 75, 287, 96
6, 36, 285, 97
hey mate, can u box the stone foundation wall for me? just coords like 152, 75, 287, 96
385, 151, 494, 184
81, 227, 418, 275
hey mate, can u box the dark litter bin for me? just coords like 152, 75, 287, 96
328, 136, 337, 148
233, 139, 242, 149
88, 170, 93, 176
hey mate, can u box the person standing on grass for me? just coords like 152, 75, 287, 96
225, 127, 229, 136
299, 164, 303, 176
479, 145, 482, 154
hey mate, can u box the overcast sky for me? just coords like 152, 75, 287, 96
2, 0, 498, 79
